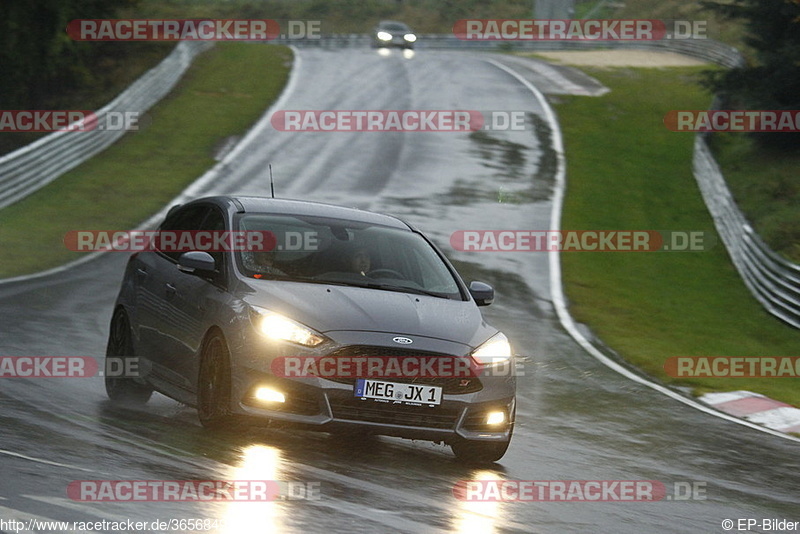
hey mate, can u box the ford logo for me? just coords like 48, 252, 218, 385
392, 336, 413, 345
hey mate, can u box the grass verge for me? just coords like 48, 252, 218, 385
556, 66, 800, 407
0, 42, 292, 278
709, 134, 800, 263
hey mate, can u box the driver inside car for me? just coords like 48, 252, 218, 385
350, 248, 371, 276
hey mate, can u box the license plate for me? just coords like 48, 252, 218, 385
354, 379, 442, 406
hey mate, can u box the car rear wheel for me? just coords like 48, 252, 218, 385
197, 332, 234, 429
105, 309, 152, 404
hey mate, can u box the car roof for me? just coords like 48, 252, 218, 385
187, 196, 413, 231
377, 20, 411, 29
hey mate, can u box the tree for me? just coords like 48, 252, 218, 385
0, 0, 137, 109
701, 0, 800, 148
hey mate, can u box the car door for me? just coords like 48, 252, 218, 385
128, 206, 207, 371
158, 205, 229, 392
142, 204, 212, 390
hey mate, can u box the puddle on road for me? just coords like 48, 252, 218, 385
445, 112, 557, 206
381, 112, 557, 213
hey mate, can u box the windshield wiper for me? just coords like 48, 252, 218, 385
286, 276, 451, 298
360, 282, 449, 298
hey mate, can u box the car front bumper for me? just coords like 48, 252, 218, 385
374, 36, 414, 48
236, 377, 515, 443
231, 338, 513, 442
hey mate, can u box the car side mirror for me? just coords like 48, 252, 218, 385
177, 251, 216, 275
468, 281, 494, 307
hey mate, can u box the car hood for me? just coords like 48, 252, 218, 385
239, 280, 493, 348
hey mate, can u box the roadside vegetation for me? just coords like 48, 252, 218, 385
0, 42, 291, 277
709, 134, 800, 262
696, 0, 800, 262
555, 66, 800, 407
0, 0, 173, 155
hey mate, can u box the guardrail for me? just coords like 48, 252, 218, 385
274, 33, 745, 67
693, 138, 800, 328
0, 40, 212, 210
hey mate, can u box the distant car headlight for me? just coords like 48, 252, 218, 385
251, 308, 326, 347
404, 33, 416, 42
377, 31, 392, 41
471, 332, 512, 367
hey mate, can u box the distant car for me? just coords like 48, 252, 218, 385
105, 196, 515, 462
372, 20, 416, 49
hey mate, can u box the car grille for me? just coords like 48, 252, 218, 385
462, 411, 494, 431
281, 393, 322, 416
328, 394, 461, 430
318, 345, 483, 394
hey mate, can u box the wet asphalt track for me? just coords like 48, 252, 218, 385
0, 48, 798, 533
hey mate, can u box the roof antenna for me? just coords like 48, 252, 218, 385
269, 164, 275, 198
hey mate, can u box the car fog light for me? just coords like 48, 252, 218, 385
255, 387, 286, 403
486, 411, 505, 425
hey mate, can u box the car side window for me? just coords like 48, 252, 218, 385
157, 205, 210, 262
201, 207, 226, 276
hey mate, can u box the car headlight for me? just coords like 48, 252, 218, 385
404, 33, 416, 42
471, 332, 512, 367
251, 308, 326, 347
377, 31, 392, 41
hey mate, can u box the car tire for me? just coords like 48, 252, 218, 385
105, 309, 153, 404
197, 331, 234, 429
450, 437, 511, 464
451, 407, 515, 463
329, 427, 375, 440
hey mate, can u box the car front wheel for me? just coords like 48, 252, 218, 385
197, 331, 234, 429
450, 437, 511, 464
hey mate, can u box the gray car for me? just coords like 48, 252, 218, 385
372, 20, 416, 49
106, 196, 516, 462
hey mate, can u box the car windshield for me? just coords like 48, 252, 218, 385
236, 213, 462, 299
380, 23, 409, 32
